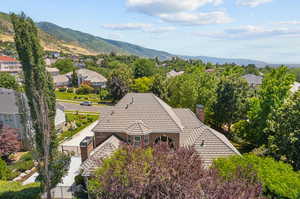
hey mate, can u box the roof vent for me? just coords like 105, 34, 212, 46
111, 110, 115, 115
131, 97, 134, 104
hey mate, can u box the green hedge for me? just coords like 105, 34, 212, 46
213, 154, 300, 199
0, 181, 40, 199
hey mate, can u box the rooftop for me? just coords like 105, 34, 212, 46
0, 88, 19, 114
0, 56, 17, 62
242, 74, 263, 86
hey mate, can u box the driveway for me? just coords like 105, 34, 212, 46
58, 101, 107, 112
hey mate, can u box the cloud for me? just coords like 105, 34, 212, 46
274, 21, 300, 25
195, 25, 300, 39
102, 23, 175, 33
126, 0, 223, 15
158, 11, 232, 25
126, 0, 231, 25
237, 0, 273, 7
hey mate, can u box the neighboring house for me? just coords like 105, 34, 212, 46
53, 75, 70, 87
44, 58, 57, 67
167, 70, 184, 78
80, 93, 240, 178
291, 82, 300, 93
0, 88, 32, 149
0, 56, 22, 75
46, 67, 60, 76
66, 69, 107, 88
242, 74, 263, 88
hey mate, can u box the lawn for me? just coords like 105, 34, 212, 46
58, 113, 99, 143
55, 91, 100, 103
0, 180, 41, 199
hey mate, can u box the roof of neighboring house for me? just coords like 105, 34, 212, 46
46, 67, 59, 73
242, 74, 263, 86
0, 56, 17, 62
291, 82, 300, 93
67, 69, 107, 83
53, 74, 69, 84
167, 70, 184, 78
0, 88, 19, 114
81, 135, 121, 177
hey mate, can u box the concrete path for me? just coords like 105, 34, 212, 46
58, 101, 106, 112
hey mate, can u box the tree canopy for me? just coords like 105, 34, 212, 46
0, 73, 19, 90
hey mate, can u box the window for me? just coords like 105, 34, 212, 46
144, 135, 149, 145
134, 136, 141, 146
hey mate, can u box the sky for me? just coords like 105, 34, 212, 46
1, 0, 300, 63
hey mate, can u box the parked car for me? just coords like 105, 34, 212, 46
80, 101, 92, 106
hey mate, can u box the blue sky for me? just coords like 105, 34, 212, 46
2, 0, 300, 63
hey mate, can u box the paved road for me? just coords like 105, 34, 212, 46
58, 102, 107, 112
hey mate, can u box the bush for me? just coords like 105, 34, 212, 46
76, 85, 94, 95
19, 152, 33, 161
67, 88, 74, 93
0, 181, 41, 199
213, 154, 300, 199
0, 159, 12, 180
12, 160, 34, 172
58, 87, 67, 92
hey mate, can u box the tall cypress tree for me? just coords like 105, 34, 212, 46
11, 13, 69, 199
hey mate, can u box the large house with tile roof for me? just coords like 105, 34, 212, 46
0, 55, 22, 75
80, 93, 240, 177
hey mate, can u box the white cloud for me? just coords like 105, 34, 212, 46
158, 11, 232, 25
126, 0, 223, 15
275, 21, 300, 25
126, 0, 231, 25
195, 25, 300, 39
237, 0, 273, 7
102, 23, 175, 33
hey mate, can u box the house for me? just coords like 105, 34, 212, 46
46, 67, 60, 76
291, 82, 300, 93
66, 69, 107, 88
44, 58, 57, 66
0, 88, 32, 149
53, 75, 70, 87
0, 56, 22, 75
80, 93, 240, 177
166, 70, 184, 78
242, 74, 263, 88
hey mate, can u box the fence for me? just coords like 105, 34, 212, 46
41, 186, 76, 199
60, 145, 81, 157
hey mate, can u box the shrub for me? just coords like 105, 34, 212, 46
20, 152, 33, 161
76, 85, 94, 95
58, 87, 67, 92
67, 88, 74, 93
0, 159, 12, 180
213, 154, 300, 199
0, 180, 41, 199
12, 160, 34, 172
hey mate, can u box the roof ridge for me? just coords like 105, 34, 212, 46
151, 94, 184, 131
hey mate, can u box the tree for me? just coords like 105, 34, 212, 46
11, 13, 70, 199
0, 125, 21, 158
267, 91, 300, 170
133, 58, 156, 78
53, 58, 75, 74
76, 84, 94, 94
0, 72, 19, 90
107, 67, 132, 102
213, 154, 300, 199
71, 69, 78, 87
130, 77, 153, 93
211, 77, 249, 133
88, 144, 264, 199
237, 66, 295, 147
150, 73, 168, 100
0, 158, 12, 180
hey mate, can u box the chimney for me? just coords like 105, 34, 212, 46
80, 136, 94, 162
196, 104, 205, 122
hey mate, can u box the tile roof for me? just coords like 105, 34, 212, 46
46, 67, 59, 73
0, 88, 19, 114
67, 69, 107, 83
81, 135, 121, 177
242, 74, 263, 86
167, 70, 184, 78
53, 74, 69, 84
0, 56, 17, 62
93, 93, 184, 134
125, 120, 152, 135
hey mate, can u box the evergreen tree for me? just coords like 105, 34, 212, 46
71, 69, 78, 87
11, 13, 70, 199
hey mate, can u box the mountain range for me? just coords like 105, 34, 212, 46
0, 12, 298, 67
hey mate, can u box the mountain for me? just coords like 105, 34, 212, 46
0, 12, 298, 67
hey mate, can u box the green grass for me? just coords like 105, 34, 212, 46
58, 114, 99, 143
0, 181, 41, 199
55, 91, 100, 103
